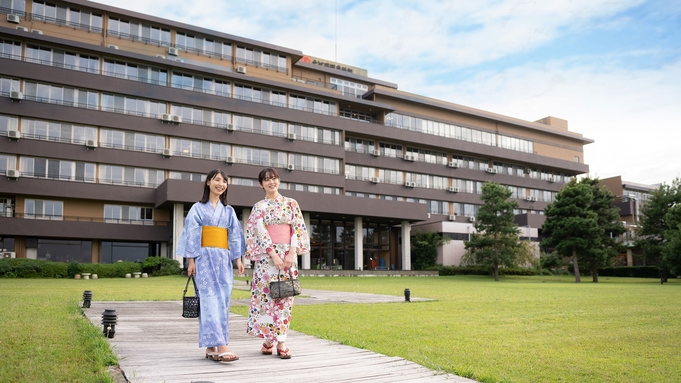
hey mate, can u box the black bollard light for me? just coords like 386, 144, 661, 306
404, 288, 411, 302
82, 290, 92, 308
101, 309, 118, 338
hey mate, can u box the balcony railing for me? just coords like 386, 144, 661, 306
0, 212, 169, 226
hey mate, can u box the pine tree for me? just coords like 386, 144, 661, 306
638, 178, 681, 275
580, 177, 626, 282
541, 180, 601, 283
464, 182, 521, 281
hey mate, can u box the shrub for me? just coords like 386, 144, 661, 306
430, 265, 542, 276
142, 257, 181, 276
597, 266, 676, 278
67, 261, 83, 278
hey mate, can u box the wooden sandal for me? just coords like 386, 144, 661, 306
217, 351, 239, 362
205, 348, 218, 361
261, 342, 274, 355
277, 348, 292, 359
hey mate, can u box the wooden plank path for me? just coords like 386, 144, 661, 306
85, 288, 478, 383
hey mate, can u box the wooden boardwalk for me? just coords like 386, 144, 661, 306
84, 289, 477, 383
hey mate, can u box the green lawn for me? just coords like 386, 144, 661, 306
1, 275, 680, 383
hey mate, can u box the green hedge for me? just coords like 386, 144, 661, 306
597, 266, 677, 278
428, 265, 543, 276
0, 259, 147, 278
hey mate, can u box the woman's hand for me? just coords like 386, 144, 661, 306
187, 258, 196, 276
283, 247, 297, 269
236, 258, 245, 275
270, 251, 285, 270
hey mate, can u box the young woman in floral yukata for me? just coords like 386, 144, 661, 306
246, 167, 310, 359
177, 169, 245, 363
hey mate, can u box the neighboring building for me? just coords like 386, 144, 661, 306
600, 176, 658, 266
0, 0, 592, 269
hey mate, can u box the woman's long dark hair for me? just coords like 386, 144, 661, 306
258, 167, 280, 186
200, 169, 229, 205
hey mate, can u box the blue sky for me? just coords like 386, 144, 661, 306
93, 0, 681, 186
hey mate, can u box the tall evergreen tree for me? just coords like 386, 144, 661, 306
580, 177, 626, 282
662, 203, 681, 275
637, 178, 681, 271
411, 231, 449, 270
464, 182, 521, 281
541, 180, 601, 283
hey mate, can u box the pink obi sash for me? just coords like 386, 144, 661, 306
267, 224, 291, 245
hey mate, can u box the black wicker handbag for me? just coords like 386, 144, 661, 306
269, 269, 301, 299
182, 276, 200, 318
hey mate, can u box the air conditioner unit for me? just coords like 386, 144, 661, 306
370, 177, 380, 184
287, 133, 296, 141
8, 130, 20, 139
548, 177, 555, 183
524, 168, 531, 174
6, 169, 20, 179
7, 14, 20, 24
10, 91, 23, 101
31, 29, 43, 35
447, 161, 458, 168
161, 113, 172, 122
447, 186, 459, 193
287, 163, 295, 172
404, 181, 415, 188
403, 154, 415, 162
155, 54, 166, 59
162, 148, 172, 157
2, 252, 16, 259
108, 44, 119, 50
226, 124, 235, 132
344, 174, 351, 180
448, 214, 456, 221
469, 216, 476, 222
85, 139, 97, 149
16, 26, 28, 32
486, 168, 497, 174
372, 150, 380, 157
168, 47, 179, 56
171, 115, 182, 124
524, 196, 533, 201
225, 156, 234, 165
531, 196, 538, 202
236, 66, 247, 74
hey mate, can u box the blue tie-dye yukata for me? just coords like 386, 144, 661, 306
176, 201, 246, 348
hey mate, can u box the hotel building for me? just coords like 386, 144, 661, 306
0, 0, 592, 270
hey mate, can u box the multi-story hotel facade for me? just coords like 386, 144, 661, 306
0, 0, 592, 270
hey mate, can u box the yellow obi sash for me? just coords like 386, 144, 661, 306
201, 226, 228, 249
266, 224, 291, 244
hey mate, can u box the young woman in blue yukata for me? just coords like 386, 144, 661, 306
245, 167, 310, 359
177, 168, 245, 363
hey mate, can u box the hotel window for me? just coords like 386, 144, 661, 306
26, 45, 99, 73
169, 172, 206, 182
24, 81, 98, 109
108, 18, 170, 46
289, 95, 336, 116
0, 76, 19, 96
428, 200, 449, 215
24, 199, 63, 220
22, 119, 97, 144
379, 142, 402, 158
232, 147, 287, 167
0, 39, 21, 59
574, 156, 580, 163
172, 72, 230, 96
20, 157, 95, 182
233, 115, 287, 137
289, 154, 340, 175
98, 165, 164, 188
104, 205, 153, 224
346, 165, 375, 181
170, 104, 231, 128
345, 137, 374, 153
293, 125, 340, 145
376, 169, 404, 185
233, 84, 286, 106
2, 0, 25, 16
0, 114, 19, 135
169, 138, 230, 160
32, 1, 102, 31
101, 94, 164, 117
100, 129, 164, 153
406, 147, 447, 164
236, 46, 286, 72
0, 154, 17, 174
104, 59, 167, 85
330, 78, 368, 99
339, 108, 375, 123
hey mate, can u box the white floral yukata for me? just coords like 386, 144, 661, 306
176, 202, 245, 348
246, 194, 309, 342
